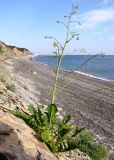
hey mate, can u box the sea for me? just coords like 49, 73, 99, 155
33, 55, 114, 81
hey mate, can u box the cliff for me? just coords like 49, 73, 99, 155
0, 78, 58, 160
0, 41, 32, 60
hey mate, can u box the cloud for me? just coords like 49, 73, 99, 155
110, 35, 114, 39
102, 0, 113, 4
77, 8, 114, 29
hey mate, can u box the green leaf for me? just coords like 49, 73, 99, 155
41, 130, 52, 143
42, 114, 49, 125
48, 143, 58, 153
58, 128, 70, 139
37, 107, 43, 125
62, 140, 78, 152
72, 128, 85, 137
90, 145, 108, 160
63, 115, 71, 124
28, 105, 36, 115
61, 123, 74, 130
47, 104, 58, 123
79, 130, 94, 142
75, 140, 108, 160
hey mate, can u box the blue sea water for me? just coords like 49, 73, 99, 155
34, 55, 114, 81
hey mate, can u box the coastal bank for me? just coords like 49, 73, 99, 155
5, 57, 114, 159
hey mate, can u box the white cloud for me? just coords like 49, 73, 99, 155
77, 9, 114, 29
103, 0, 113, 4
110, 35, 114, 39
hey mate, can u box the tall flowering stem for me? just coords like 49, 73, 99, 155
45, 5, 80, 104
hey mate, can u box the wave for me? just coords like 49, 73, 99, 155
74, 70, 113, 82
32, 58, 114, 82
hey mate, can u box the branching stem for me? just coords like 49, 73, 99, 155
51, 16, 71, 104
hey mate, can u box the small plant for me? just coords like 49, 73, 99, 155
5, 83, 16, 92
13, 104, 108, 159
0, 46, 4, 54
0, 74, 6, 83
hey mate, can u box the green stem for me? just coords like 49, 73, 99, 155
51, 17, 71, 104
51, 49, 64, 104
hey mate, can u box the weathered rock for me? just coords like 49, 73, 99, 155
0, 110, 57, 160
0, 81, 28, 111
57, 150, 91, 160
0, 81, 57, 160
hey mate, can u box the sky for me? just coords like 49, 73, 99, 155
0, 0, 114, 55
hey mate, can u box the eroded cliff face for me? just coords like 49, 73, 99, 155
0, 41, 32, 60
0, 109, 57, 160
0, 81, 58, 160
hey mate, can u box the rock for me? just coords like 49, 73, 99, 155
0, 81, 28, 111
0, 110, 57, 160
0, 76, 56, 160
57, 150, 91, 160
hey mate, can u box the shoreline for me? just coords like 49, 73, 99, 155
32, 57, 114, 83
74, 70, 114, 82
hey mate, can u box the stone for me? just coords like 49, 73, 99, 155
0, 110, 57, 160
